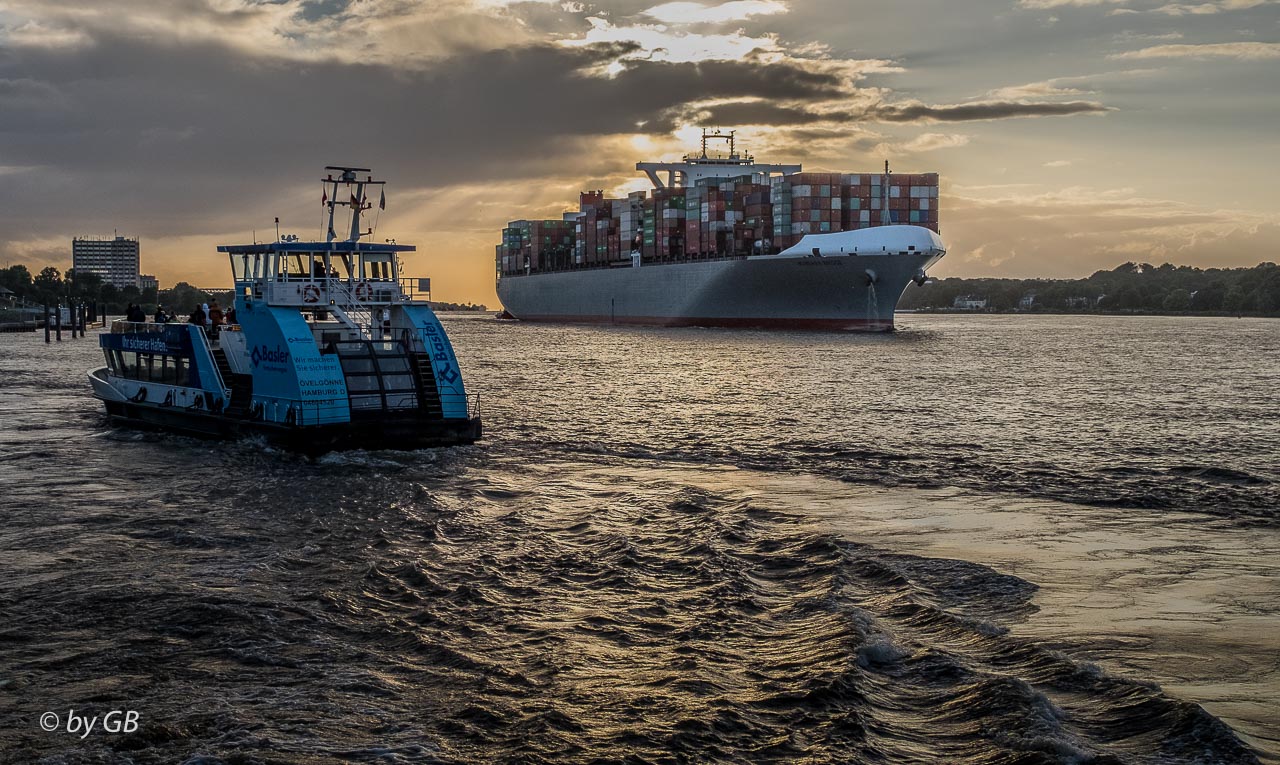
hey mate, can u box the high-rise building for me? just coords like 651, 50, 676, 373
139, 274, 159, 293
73, 235, 140, 289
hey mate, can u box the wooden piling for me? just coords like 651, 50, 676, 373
55, 304, 62, 341
44, 304, 50, 343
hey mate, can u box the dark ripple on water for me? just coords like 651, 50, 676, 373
0, 316, 1275, 762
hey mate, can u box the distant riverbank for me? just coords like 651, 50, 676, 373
901, 307, 1269, 318
902, 261, 1280, 316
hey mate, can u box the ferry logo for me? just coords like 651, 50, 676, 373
437, 365, 458, 385
251, 344, 291, 368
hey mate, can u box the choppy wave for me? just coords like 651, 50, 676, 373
1, 470, 1259, 763
1, 315, 1275, 762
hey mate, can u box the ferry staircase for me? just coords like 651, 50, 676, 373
327, 281, 375, 340
409, 351, 445, 419
211, 347, 233, 387
211, 347, 254, 418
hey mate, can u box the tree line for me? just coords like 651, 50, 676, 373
0, 264, 228, 316
900, 261, 1280, 315
1, 264, 488, 315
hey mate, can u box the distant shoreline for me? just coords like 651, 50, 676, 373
898, 308, 1269, 318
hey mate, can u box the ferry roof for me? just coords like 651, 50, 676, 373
216, 241, 416, 254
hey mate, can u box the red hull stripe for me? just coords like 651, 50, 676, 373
507, 314, 895, 331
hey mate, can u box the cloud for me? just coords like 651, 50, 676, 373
642, 1, 790, 24
564, 15, 785, 63
986, 80, 1091, 99
1111, 41, 1280, 59
868, 99, 1113, 123
1044, 159, 1073, 167
884, 132, 972, 153
0, 0, 548, 67
1017, 0, 1125, 7
1128, 0, 1273, 13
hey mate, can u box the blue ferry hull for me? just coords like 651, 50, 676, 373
97, 387, 480, 454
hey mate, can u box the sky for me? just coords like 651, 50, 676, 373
0, 0, 1277, 304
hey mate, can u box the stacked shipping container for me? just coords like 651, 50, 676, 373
496, 170, 939, 276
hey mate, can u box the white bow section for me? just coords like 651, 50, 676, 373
759, 225, 946, 259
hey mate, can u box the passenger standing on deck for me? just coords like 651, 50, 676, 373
208, 300, 224, 331
154, 306, 167, 324
200, 303, 211, 327
188, 304, 206, 326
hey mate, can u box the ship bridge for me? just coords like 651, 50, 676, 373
636, 129, 800, 188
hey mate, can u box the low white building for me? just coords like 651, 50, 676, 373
953, 295, 987, 310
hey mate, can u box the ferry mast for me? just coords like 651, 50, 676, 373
323, 165, 386, 243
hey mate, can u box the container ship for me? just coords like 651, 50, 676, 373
495, 130, 946, 331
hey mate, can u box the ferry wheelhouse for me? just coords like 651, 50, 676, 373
88, 166, 481, 452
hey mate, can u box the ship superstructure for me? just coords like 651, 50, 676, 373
496, 131, 945, 331
89, 166, 481, 451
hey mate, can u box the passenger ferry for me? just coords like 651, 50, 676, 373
88, 166, 482, 453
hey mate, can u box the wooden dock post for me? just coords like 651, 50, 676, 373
55, 304, 62, 341
44, 304, 50, 343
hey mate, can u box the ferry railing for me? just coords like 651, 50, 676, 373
110, 319, 172, 334
189, 324, 229, 397
396, 278, 433, 303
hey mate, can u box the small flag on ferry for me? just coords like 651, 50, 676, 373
321, 189, 327, 206
379, 188, 385, 211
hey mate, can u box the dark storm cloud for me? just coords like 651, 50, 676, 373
684, 97, 1112, 127
0, 32, 867, 245
868, 100, 1113, 123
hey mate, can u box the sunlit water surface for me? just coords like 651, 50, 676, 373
1, 313, 1277, 764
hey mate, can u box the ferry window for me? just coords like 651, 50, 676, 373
382, 375, 415, 392
376, 356, 409, 374
103, 349, 117, 374
230, 254, 249, 280
342, 358, 376, 374
139, 354, 156, 381
347, 376, 380, 392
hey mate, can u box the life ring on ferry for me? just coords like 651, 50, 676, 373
302, 284, 322, 304
354, 281, 373, 301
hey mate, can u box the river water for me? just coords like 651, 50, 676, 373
1, 314, 1277, 764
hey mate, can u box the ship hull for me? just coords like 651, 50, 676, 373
90, 368, 481, 455
498, 249, 941, 332
98, 396, 481, 454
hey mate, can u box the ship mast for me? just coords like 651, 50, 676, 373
323, 165, 386, 243
881, 159, 892, 226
